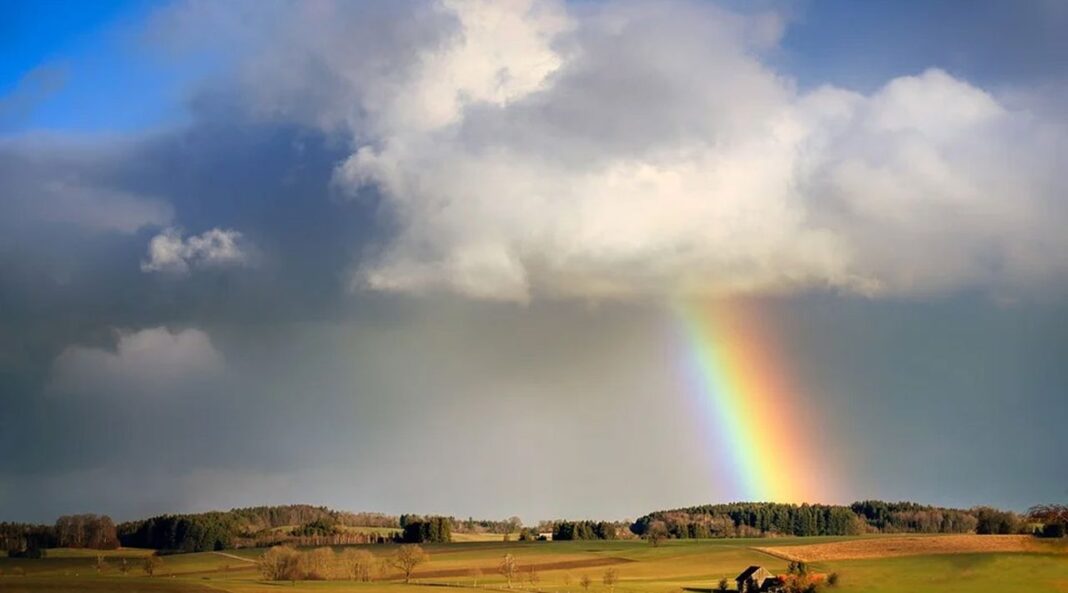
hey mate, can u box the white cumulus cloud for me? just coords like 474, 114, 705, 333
167, 0, 1068, 302
141, 227, 250, 274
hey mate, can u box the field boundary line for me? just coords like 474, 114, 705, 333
749, 546, 794, 561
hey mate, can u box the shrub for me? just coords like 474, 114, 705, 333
258, 546, 303, 581
340, 548, 376, 581
300, 547, 336, 580
291, 518, 339, 537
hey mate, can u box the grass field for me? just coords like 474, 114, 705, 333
0, 537, 1064, 593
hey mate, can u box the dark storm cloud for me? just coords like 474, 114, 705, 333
0, 105, 389, 519
0, 95, 712, 522
770, 295, 1068, 511
0, 114, 376, 330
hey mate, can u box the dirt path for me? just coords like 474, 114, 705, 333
211, 551, 257, 564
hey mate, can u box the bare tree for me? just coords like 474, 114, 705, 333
580, 574, 592, 592
602, 568, 618, 593
1029, 504, 1068, 537
506, 516, 524, 536
563, 572, 573, 593
1028, 504, 1068, 524
498, 554, 519, 588
527, 564, 541, 591
645, 520, 668, 547
56, 515, 118, 550
301, 547, 336, 580
259, 545, 303, 582
376, 557, 391, 581
143, 554, 163, 576
389, 544, 428, 583
341, 548, 376, 581
469, 567, 483, 587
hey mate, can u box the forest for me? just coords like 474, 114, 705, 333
630, 501, 1030, 539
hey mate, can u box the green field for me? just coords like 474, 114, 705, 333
0, 537, 1064, 593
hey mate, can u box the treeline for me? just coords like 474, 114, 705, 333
633, 503, 865, 538
4, 505, 483, 555
120, 511, 453, 551
2, 515, 121, 557
119, 513, 236, 552
205, 505, 397, 533
632, 501, 1032, 538
0, 523, 55, 557
551, 521, 619, 540
225, 506, 397, 531
119, 506, 399, 552
399, 516, 452, 543
452, 516, 523, 535
54, 515, 119, 549
1028, 504, 1068, 538
852, 501, 1028, 535
850, 501, 976, 533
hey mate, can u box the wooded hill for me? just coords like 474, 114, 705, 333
630, 500, 1025, 538
118, 506, 400, 551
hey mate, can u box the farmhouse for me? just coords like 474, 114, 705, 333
735, 566, 779, 592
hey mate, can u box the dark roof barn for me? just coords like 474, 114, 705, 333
735, 566, 776, 591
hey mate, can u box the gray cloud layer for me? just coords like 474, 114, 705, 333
49, 327, 224, 397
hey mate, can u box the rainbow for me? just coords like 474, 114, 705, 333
676, 300, 832, 503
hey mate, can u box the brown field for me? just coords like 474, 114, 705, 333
450, 532, 507, 543
755, 534, 1064, 562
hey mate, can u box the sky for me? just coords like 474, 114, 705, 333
1, 0, 1067, 524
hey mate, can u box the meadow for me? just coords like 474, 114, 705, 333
0, 536, 1065, 593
